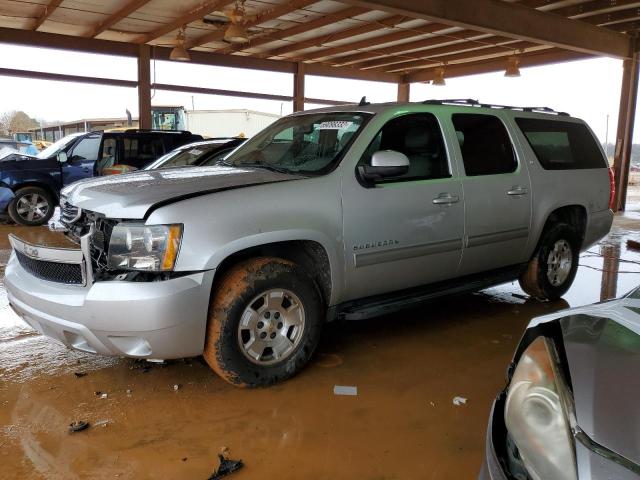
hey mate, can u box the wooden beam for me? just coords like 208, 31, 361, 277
152, 83, 293, 102
186, 0, 317, 49
406, 48, 591, 82
614, 53, 640, 210
138, 0, 231, 43
33, 0, 64, 31
138, 44, 152, 129
293, 62, 306, 111
333, 31, 512, 66
552, 0, 640, 19
263, 14, 408, 58
357, 38, 522, 70
337, 0, 633, 58
0, 67, 137, 88
304, 62, 401, 82
397, 82, 410, 102
382, 41, 538, 72
221, 5, 368, 54
302, 21, 452, 61
88, 0, 152, 38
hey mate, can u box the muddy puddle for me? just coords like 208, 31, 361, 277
1, 216, 639, 479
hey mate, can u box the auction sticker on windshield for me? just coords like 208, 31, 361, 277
319, 121, 353, 130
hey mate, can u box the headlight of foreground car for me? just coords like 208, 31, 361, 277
108, 224, 182, 271
504, 337, 577, 480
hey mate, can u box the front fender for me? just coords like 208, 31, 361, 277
202, 229, 343, 306
0, 186, 15, 212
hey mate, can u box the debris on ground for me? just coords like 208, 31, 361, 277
126, 389, 133, 396
181, 457, 188, 462
100, 393, 108, 399
511, 293, 528, 300
627, 239, 640, 251
94, 419, 110, 428
68, 421, 89, 433
333, 385, 358, 396
74, 371, 87, 378
207, 454, 244, 480
453, 396, 467, 406
173, 384, 180, 391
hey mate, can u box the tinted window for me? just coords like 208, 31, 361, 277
123, 136, 165, 168
515, 118, 606, 170
70, 136, 100, 161
359, 113, 449, 182
452, 114, 517, 176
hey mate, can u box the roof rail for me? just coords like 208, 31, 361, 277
422, 99, 569, 116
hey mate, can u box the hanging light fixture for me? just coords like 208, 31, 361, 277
170, 25, 190, 61
505, 55, 521, 77
432, 66, 446, 86
224, 0, 250, 44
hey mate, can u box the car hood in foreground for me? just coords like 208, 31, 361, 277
531, 296, 640, 467
62, 165, 303, 219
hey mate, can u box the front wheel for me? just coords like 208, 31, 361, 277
8, 187, 55, 226
519, 223, 580, 300
203, 257, 324, 387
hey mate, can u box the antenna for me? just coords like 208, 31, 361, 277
358, 96, 370, 106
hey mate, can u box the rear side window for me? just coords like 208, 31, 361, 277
122, 136, 165, 167
452, 114, 517, 176
515, 118, 605, 170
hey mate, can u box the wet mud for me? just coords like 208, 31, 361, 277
1, 215, 639, 480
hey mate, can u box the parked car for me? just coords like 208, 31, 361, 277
5, 100, 613, 387
480, 287, 640, 480
0, 129, 202, 226
144, 137, 246, 170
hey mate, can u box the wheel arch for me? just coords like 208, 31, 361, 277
209, 235, 339, 307
530, 204, 587, 258
12, 181, 59, 201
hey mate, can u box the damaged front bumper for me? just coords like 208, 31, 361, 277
5, 234, 215, 359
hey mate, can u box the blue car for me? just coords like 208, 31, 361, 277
0, 129, 202, 226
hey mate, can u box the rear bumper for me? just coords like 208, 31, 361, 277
5, 244, 215, 359
583, 209, 614, 250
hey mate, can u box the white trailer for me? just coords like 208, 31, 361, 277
184, 109, 280, 138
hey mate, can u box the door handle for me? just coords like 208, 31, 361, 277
507, 186, 529, 196
433, 193, 460, 205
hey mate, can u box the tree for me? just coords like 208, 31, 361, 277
0, 110, 39, 136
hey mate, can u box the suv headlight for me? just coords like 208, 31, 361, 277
108, 224, 182, 271
504, 337, 577, 480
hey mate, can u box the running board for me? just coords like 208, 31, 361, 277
334, 264, 525, 321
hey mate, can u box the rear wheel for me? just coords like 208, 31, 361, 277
519, 223, 580, 300
8, 187, 55, 226
203, 257, 323, 387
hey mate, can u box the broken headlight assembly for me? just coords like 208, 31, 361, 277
107, 224, 182, 272
504, 337, 577, 480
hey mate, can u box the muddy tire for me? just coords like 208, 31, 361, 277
8, 186, 55, 226
519, 223, 580, 300
203, 257, 324, 387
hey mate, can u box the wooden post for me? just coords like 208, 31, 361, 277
137, 44, 152, 129
613, 53, 639, 211
293, 62, 306, 112
397, 81, 410, 102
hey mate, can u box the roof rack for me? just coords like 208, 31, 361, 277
421, 99, 569, 116
122, 129, 194, 134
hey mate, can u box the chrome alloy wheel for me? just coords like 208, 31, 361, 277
546, 239, 572, 287
16, 193, 49, 222
237, 288, 306, 365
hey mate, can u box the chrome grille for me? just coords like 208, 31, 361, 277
60, 196, 81, 225
15, 250, 84, 285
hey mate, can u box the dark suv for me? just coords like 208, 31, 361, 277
0, 129, 202, 225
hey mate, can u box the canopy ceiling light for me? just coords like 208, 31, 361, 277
433, 66, 446, 86
224, 0, 250, 44
505, 55, 521, 77
170, 26, 190, 61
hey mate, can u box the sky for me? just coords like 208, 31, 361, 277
0, 43, 631, 144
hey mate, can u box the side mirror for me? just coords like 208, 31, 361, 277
57, 152, 68, 163
358, 150, 410, 183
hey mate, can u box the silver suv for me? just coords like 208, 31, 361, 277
4, 100, 613, 387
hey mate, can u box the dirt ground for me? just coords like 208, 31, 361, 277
1, 207, 640, 480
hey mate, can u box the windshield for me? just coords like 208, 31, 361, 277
223, 112, 370, 175
37, 134, 82, 159
145, 140, 241, 170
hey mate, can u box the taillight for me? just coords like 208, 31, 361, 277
608, 167, 616, 210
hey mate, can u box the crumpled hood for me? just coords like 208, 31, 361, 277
62, 165, 301, 219
531, 296, 640, 467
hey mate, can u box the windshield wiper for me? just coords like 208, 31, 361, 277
225, 161, 292, 175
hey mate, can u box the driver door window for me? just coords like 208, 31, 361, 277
359, 113, 450, 183
69, 136, 100, 162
